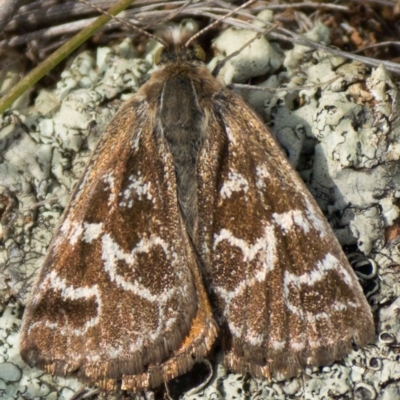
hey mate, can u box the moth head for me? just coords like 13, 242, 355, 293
154, 28, 206, 65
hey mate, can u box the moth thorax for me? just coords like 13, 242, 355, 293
159, 71, 205, 237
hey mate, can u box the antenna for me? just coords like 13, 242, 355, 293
78, 0, 167, 46
211, 23, 278, 77
185, 0, 257, 47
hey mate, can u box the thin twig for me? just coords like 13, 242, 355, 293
233, 74, 345, 93
78, 0, 164, 44
212, 24, 279, 77
353, 41, 400, 54
186, 0, 257, 46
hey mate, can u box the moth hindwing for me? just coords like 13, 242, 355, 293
20, 26, 374, 392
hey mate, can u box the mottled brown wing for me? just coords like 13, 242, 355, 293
196, 90, 374, 380
20, 96, 217, 389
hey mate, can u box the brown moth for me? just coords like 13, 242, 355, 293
19, 14, 374, 393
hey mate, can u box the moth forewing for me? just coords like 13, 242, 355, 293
19, 61, 218, 390
198, 91, 374, 379
20, 17, 374, 394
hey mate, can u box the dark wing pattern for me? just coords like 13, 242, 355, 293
20, 96, 217, 390
195, 90, 374, 380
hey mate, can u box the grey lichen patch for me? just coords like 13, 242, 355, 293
1, 15, 399, 400
0, 362, 22, 383
283, 23, 331, 75
269, 42, 400, 258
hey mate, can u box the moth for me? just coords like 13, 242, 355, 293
19, 11, 375, 393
